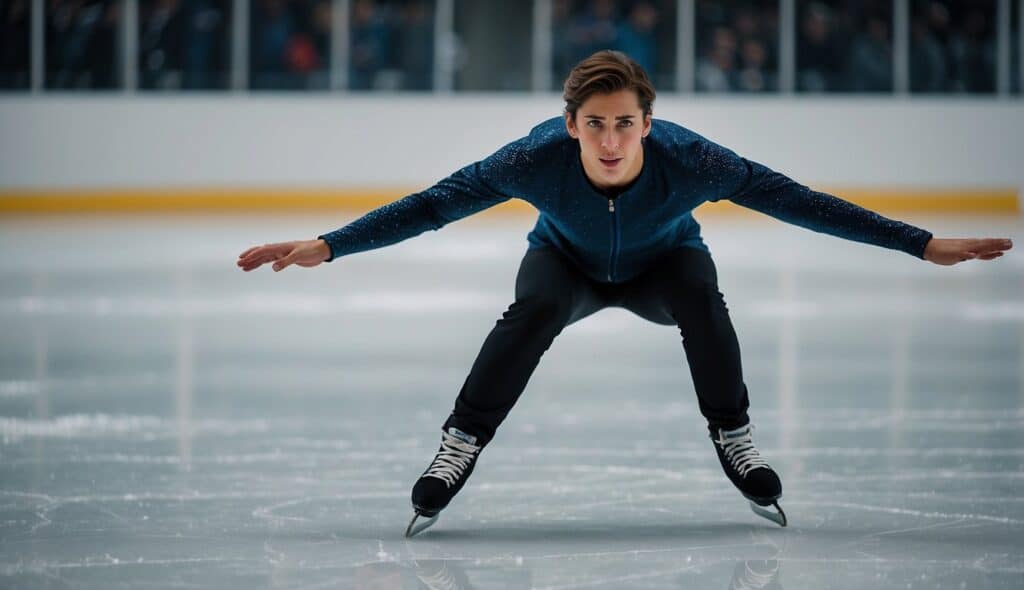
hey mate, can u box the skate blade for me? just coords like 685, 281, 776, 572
749, 500, 787, 527
405, 512, 439, 538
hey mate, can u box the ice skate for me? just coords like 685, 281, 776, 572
711, 423, 787, 527
406, 426, 483, 538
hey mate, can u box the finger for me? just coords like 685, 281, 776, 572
241, 252, 278, 267
238, 257, 266, 271
978, 252, 1004, 261
973, 238, 1013, 254
238, 247, 272, 264
245, 250, 285, 268
245, 243, 291, 259
273, 253, 298, 272
984, 238, 1014, 252
238, 245, 261, 259
240, 243, 281, 260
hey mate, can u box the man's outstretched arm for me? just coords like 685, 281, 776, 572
698, 140, 1013, 265
235, 139, 532, 272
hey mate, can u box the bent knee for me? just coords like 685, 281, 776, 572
668, 277, 722, 299
667, 280, 730, 315
507, 292, 575, 325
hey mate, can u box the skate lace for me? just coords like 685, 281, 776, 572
716, 425, 769, 477
424, 432, 481, 487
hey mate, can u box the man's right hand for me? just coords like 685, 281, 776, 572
236, 239, 331, 272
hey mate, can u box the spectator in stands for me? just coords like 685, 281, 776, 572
398, 0, 433, 91
349, 0, 391, 90
616, 1, 658, 76
46, 0, 120, 89
0, 0, 30, 89
252, 0, 297, 88
181, 0, 228, 89
252, 0, 332, 90
957, 6, 995, 92
140, 0, 183, 89
910, 6, 946, 92
552, 0, 573, 89
797, 2, 844, 92
696, 1, 777, 93
139, 0, 228, 90
847, 15, 891, 92
737, 37, 771, 92
567, 0, 619, 66
696, 26, 736, 92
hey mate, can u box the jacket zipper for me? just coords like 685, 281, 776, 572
607, 197, 619, 282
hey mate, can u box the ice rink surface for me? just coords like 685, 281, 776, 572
1, 212, 1022, 589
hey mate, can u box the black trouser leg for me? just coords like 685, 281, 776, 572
620, 247, 750, 431
445, 248, 605, 445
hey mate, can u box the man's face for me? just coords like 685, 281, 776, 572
565, 89, 652, 191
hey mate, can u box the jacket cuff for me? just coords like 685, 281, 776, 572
316, 235, 336, 263
906, 228, 933, 260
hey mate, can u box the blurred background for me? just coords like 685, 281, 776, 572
1, 0, 1021, 213
0, 0, 1019, 94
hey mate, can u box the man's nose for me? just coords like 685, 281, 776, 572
600, 131, 618, 150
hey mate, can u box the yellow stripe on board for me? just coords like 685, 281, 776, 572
699, 188, 1020, 215
0, 187, 1018, 215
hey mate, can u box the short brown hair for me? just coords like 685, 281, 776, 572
563, 50, 656, 119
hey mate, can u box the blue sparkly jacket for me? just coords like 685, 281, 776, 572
319, 117, 932, 283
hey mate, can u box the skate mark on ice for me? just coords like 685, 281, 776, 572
792, 501, 1024, 525
861, 516, 969, 539
3, 556, 246, 576
251, 492, 407, 524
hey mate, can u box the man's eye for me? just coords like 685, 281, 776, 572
619, 120, 633, 127
587, 120, 601, 128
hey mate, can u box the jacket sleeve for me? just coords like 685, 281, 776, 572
317, 145, 520, 261
698, 139, 933, 259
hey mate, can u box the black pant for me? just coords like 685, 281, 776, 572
444, 246, 750, 446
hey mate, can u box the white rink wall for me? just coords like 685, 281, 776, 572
0, 95, 1022, 191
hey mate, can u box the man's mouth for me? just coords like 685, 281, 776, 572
599, 157, 623, 169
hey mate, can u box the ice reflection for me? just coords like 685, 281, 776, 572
347, 556, 783, 589
351, 558, 530, 590
728, 559, 782, 590
175, 268, 194, 471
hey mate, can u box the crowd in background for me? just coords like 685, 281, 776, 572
790, 0, 999, 93
696, 0, 779, 92
1, 0, 30, 88
795, 0, 894, 92
249, 0, 329, 89
910, 0, 998, 93
44, 0, 123, 90
553, 0, 672, 89
346, 0, 433, 90
0, 0, 1016, 94
140, 0, 230, 90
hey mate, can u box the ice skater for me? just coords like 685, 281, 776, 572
237, 51, 1013, 537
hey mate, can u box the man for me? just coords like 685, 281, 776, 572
237, 51, 1012, 537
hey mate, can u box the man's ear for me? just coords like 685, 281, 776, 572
564, 112, 578, 139
642, 113, 652, 138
